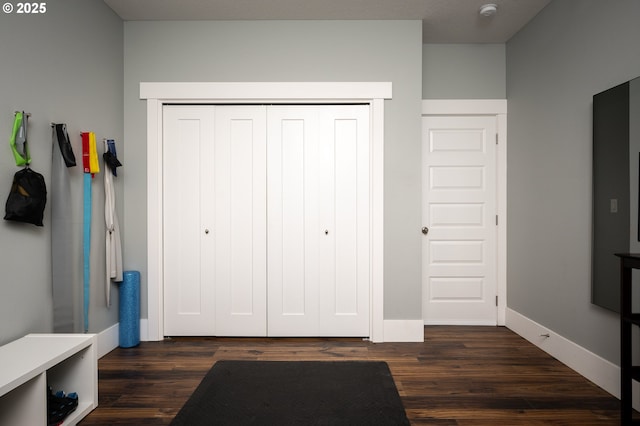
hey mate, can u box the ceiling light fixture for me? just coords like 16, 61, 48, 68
479, 3, 498, 17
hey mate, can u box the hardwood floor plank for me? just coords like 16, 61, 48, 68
79, 326, 623, 425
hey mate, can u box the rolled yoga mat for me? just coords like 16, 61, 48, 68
119, 270, 140, 348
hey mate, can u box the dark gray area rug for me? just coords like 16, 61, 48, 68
171, 360, 410, 426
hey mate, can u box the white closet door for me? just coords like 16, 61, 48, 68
267, 107, 321, 336
164, 104, 369, 337
214, 106, 267, 336
318, 106, 370, 336
163, 106, 216, 335
163, 106, 267, 336
267, 105, 370, 337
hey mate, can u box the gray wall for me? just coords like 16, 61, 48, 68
123, 20, 423, 321
423, 44, 505, 99
507, 0, 640, 363
0, 1, 123, 344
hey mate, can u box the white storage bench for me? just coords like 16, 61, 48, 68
0, 334, 98, 425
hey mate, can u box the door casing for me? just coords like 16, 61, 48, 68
141, 82, 391, 342
422, 100, 507, 326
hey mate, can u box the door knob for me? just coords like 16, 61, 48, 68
421, 227, 429, 235
205, 229, 210, 234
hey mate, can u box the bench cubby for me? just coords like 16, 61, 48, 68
0, 334, 98, 425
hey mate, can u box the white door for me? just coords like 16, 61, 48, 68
267, 106, 370, 336
163, 106, 267, 336
213, 106, 267, 336
317, 106, 370, 336
422, 115, 497, 325
163, 106, 216, 335
266, 107, 321, 335
164, 104, 370, 337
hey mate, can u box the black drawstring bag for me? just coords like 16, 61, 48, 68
4, 167, 47, 226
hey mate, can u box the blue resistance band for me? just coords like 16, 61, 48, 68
83, 173, 92, 332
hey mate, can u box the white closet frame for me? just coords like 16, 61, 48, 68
141, 82, 391, 342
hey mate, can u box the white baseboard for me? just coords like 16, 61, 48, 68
506, 308, 623, 400
96, 323, 119, 359
140, 318, 149, 342
383, 320, 424, 342
97, 318, 150, 358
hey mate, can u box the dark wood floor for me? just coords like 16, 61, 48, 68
79, 326, 622, 425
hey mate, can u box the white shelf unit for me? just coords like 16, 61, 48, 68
0, 333, 98, 426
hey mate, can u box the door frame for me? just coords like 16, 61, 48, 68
141, 82, 391, 342
422, 99, 507, 325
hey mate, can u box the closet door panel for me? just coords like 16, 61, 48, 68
163, 106, 216, 336
214, 106, 267, 336
319, 106, 370, 336
164, 104, 370, 338
267, 107, 320, 336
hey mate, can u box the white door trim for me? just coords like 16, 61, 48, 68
422, 99, 507, 325
142, 82, 391, 342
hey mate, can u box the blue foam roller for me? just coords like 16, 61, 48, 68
119, 270, 140, 348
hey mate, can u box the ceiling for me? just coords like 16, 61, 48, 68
104, 0, 551, 43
